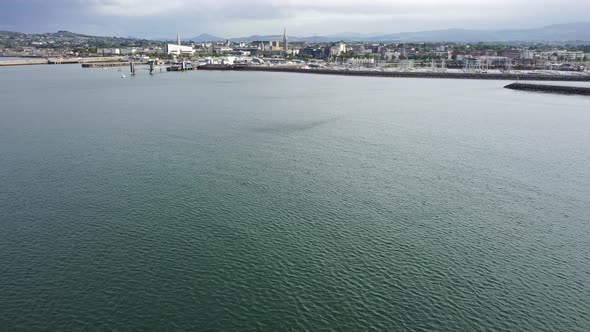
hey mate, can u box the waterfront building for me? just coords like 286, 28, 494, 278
213, 46, 233, 54
349, 45, 365, 56
476, 56, 511, 68
384, 50, 400, 61
97, 48, 120, 56
501, 49, 522, 60
300, 47, 327, 59
558, 51, 585, 61
330, 42, 347, 57
166, 33, 195, 55
270, 41, 281, 51
121, 48, 137, 55
433, 50, 452, 59
166, 44, 194, 55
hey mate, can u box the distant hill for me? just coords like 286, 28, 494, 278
229, 35, 282, 42
184, 33, 332, 43
327, 22, 590, 42
188, 23, 590, 44
188, 33, 225, 42
226, 34, 330, 43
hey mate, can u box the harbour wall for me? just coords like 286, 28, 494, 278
198, 65, 590, 82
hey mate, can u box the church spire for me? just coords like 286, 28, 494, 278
283, 27, 288, 54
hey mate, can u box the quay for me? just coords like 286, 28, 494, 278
197, 65, 590, 82
504, 83, 590, 95
0, 59, 48, 66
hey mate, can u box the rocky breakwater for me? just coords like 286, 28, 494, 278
504, 83, 590, 95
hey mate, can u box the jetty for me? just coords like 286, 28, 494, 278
81, 62, 148, 68
504, 83, 590, 95
197, 65, 590, 82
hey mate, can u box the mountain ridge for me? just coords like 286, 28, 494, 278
186, 22, 590, 43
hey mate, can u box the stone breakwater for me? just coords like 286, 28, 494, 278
504, 83, 590, 95
198, 65, 590, 82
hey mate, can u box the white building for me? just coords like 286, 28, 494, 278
165, 33, 195, 55
384, 50, 400, 61
120, 48, 137, 55
559, 51, 585, 61
538, 50, 585, 61
165, 44, 195, 55
97, 48, 120, 56
213, 47, 233, 54
520, 49, 535, 60
330, 42, 347, 57
433, 50, 452, 60
348, 58, 375, 65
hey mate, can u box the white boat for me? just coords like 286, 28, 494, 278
121, 73, 125, 79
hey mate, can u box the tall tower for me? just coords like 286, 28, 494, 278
177, 33, 181, 45
283, 27, 288, 55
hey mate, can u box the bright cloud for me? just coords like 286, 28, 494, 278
0, 0, 588, 37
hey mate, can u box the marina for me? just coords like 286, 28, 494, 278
74, 58, 590, 81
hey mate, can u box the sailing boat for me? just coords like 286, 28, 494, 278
121, 73, 126, 79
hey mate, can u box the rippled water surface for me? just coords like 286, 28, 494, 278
1, 65, 589, 331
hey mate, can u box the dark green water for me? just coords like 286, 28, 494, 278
1, 65, 589, 331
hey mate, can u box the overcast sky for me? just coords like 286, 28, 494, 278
1, 0, 588, 38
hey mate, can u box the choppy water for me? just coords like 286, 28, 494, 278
1, 65, 589, 331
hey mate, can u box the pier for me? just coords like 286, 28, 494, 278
0, 56, 125, 67
81, 61, 148, 68
504, 83, 590, 95
0, 59, 48, 66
